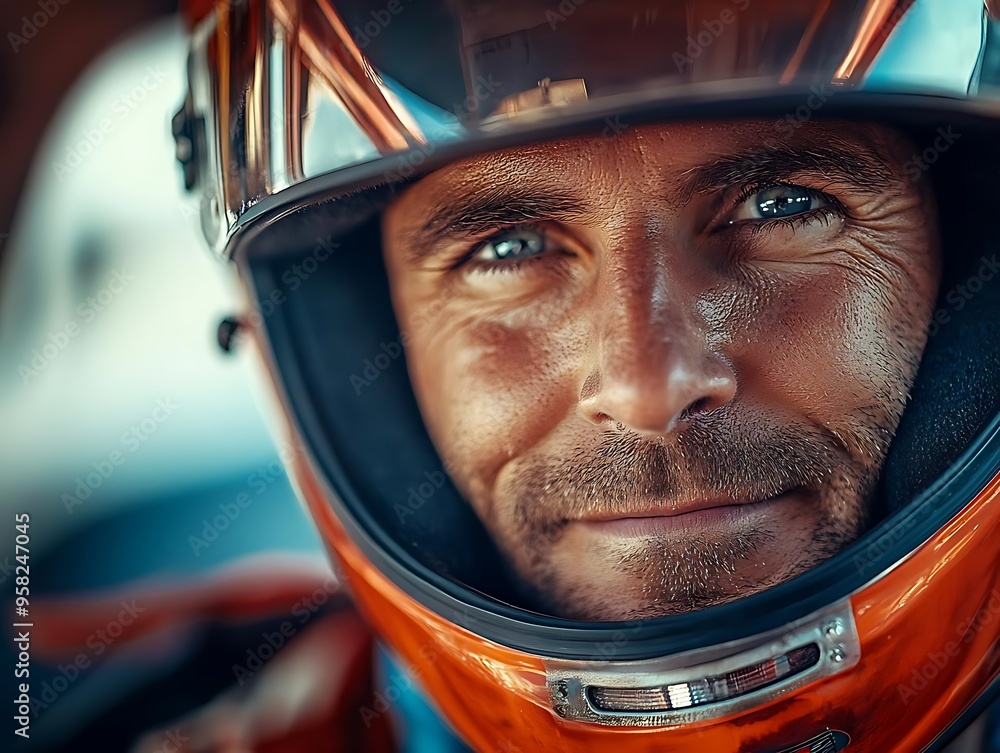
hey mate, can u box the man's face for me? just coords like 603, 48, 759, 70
381, 119, 940, 621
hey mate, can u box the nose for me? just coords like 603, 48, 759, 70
578, 273, 737, 437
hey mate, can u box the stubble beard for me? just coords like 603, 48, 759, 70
495, 422, 878, 621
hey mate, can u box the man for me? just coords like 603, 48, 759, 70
158, 0, 1000, 749
380, 119, 939, 621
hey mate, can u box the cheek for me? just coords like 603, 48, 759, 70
718, 240, 934, 428
406, 304, 586, 507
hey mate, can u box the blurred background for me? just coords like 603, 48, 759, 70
0, 0, 996, 750
0, 0, 324, 585
0, 2, 334, 749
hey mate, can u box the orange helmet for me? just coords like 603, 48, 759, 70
173, 1, 1000, 750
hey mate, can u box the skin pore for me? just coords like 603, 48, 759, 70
381, 120, 941, 621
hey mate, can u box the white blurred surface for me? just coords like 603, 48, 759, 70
867, 0, 985, 92
0, 19, 279, 551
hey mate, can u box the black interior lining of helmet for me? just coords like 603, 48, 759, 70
883, 125, 1000, 511
238, 101, 1000, 637
250, 198, 521, 601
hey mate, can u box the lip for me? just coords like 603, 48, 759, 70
574, 488, 807, 538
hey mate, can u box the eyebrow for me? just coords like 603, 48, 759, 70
403, 141, 897, 262
677, 144, 896, 199
406, 189, 590, 262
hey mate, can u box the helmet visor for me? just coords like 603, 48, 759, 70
183, 0, 994, 249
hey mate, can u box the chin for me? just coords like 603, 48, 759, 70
525, 554, 818, 622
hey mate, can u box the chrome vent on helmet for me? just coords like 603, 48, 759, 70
588, 643, 821, 713
546, 600, 859, 726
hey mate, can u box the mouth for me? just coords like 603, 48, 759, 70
574, 487, 810, 538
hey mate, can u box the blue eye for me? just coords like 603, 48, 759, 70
735, 184, 827, 221
473, 228, 546, 262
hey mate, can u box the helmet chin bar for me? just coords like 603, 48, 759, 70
546, 600, 859, 726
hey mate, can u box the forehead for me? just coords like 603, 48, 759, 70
386, 120, 908, 210
426, 120, 891, 180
